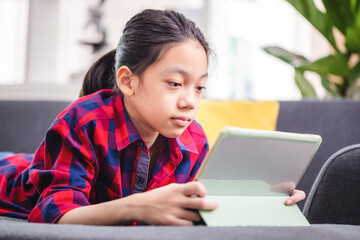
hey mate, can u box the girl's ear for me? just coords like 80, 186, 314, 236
116, 66, 137, 96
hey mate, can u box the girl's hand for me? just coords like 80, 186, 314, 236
285, 189, 306, 205
131, 181, 218, 226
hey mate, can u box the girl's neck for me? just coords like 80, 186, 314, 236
123, 97, 159, 149
142, 132, 159, 150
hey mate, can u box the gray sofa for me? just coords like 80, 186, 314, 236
0, 99, 360, 239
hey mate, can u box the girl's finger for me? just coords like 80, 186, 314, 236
176, 209, 202, 222
285, 189, 306, 205
164, 215, 194, 226
181, 181, 207, 197
180, 195, 219, 210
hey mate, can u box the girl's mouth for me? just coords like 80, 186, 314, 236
171, 117, 190, 127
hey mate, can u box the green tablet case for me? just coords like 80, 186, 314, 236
195, 127, 322, 226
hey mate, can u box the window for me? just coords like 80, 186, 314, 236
0, 0, 29, 84
205, 0, 328, 100
0, 0, 327, 100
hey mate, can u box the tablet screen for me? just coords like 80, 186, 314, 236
196, 127, 321, 196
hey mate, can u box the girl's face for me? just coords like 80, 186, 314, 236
124, 40, 208, 140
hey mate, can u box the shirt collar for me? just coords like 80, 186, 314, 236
113, 94, 141, 151
176, 128, 199, 154
167, 127, 199, 166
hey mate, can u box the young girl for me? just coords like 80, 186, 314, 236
0, 9, 304, 226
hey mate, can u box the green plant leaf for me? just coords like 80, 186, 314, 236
345, 26, 360, 54
322, 0, 354, 35
349, 0, 360, 53
294, 70, 317, 97
296, 53, 349, 76
350, 0, 360, 16
286, 0, 338, 51
323, 0, 360, 54
320, 74, 341, 97
263, 46, 310, 67
348, 60, 360, 83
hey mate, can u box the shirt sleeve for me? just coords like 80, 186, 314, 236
28, 118, 97, 223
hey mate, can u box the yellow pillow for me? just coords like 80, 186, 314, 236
195, 100, 279, 147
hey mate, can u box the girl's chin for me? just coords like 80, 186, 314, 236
161, 129, 186, 139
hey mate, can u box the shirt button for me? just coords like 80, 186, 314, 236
139, 141, 144, 148
137, 176, 145, 185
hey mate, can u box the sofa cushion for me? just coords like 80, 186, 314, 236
1, 215, 360, 240
196, 100, 279, 146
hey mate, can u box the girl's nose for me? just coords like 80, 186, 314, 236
178, 91, 196, 110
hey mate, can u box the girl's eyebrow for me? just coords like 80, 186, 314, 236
163, 67, 208, 79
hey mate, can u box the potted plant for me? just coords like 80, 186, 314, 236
264, 0, 360, 99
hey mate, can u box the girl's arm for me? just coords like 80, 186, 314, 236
58, 181, 218, 226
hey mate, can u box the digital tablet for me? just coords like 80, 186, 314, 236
195, 127, 322, 226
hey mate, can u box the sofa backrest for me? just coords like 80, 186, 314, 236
0, 100, 71, 153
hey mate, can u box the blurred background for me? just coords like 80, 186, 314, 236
0, 0, 330, 101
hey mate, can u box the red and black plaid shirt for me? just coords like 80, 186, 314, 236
0, 90, 208, 223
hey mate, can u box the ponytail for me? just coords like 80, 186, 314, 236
79, 49, 116, 97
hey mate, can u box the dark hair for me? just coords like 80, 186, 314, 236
79, 49, 116, 97
79, 9, 211, 97
114, 9, 211, 92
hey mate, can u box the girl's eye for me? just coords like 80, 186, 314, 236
168, 82, 181, 87
196, 86, 206, 92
